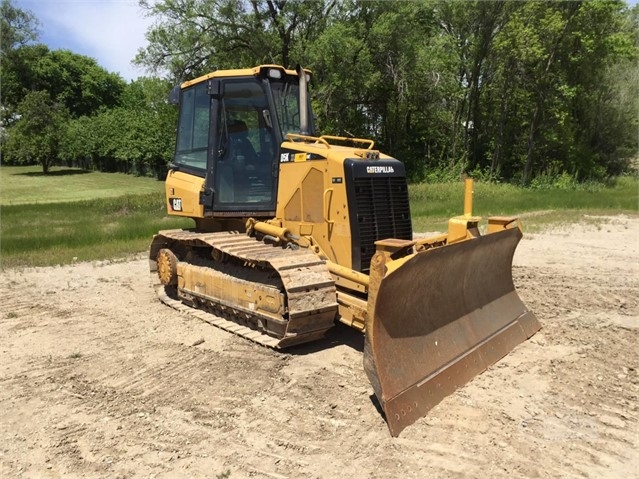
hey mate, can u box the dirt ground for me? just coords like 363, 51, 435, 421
1, 215, 637, 479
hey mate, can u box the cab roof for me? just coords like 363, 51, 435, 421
181, 65, 312, 89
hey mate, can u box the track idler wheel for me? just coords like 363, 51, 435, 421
157, 248, 178, 286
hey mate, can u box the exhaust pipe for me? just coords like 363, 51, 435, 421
296, 65, 309, 135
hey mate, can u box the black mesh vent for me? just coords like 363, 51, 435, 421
352, 176, 412, 273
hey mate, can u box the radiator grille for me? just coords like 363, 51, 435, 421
352, 176, 412, 273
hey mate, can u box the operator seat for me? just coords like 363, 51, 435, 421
224, 119, 257, 201
227, 120, 257, 168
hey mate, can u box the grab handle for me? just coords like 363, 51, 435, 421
323, 188, 335, 225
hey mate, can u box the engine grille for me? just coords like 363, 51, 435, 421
352, 176, 412, 273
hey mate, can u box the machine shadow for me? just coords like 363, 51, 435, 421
274, 321, 389, 427
281, 323, 389, 431
286, 321, 364, 356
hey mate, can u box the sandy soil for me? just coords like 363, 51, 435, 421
1, 215, 637, 479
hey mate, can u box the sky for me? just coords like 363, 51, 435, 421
16, 0, 153, 82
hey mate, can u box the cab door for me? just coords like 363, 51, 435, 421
211, 78, 278, 214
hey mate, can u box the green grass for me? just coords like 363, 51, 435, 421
1, 191, 192, 268
0, 165, 191, 268
410, 176, 638, 232
0, 165, 165, 205
0, 165, 636, 268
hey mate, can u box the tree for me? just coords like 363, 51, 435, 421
110, 77, 177, 177
0, 0, 39, 54
60, 78, 178, 177
1, 0, 40, 132
135, 0, 337, 81
133, 0, 638, 182
5, 91, 69, 174
486, 0, 637, 183
566, 0, 638, 178
3, 45, 126, 119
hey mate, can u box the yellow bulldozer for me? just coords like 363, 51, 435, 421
150, 65, 540, 436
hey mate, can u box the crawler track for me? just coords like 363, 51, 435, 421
150, 230, 338, 348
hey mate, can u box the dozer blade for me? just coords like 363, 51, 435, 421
364, 226, 540, 436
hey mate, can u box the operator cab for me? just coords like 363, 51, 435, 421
170, 66, 314, 215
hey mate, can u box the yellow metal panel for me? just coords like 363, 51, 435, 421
276, 148, 355, 269
178, 262, 286, 318
165, 170, 205, 218
299, 223, 314, 236
302, 168, 324, 223
284, 188, 302, 221
487, 216, 520, 233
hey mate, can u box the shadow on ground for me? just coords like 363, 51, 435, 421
16, 169, 92, 177
287, 322, 365, 356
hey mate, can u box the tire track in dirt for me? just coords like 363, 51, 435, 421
508, 219, 638, 478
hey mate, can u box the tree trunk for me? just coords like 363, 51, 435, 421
524, 98, 541, 184
491, 90, 509, 177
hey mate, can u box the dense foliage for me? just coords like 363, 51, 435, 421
59, 77, 177, 177
1, 0, 174, 176
1, 0, 637, 183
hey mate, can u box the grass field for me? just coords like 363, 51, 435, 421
0, 165, 165, 205
410, 176, 638, 232
1, 193, 192, 267
1, 165, 637, 268
0, 166, 191, 268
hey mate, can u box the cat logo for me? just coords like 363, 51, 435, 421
169, 197, 183, 211
366, 166, 395, 174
